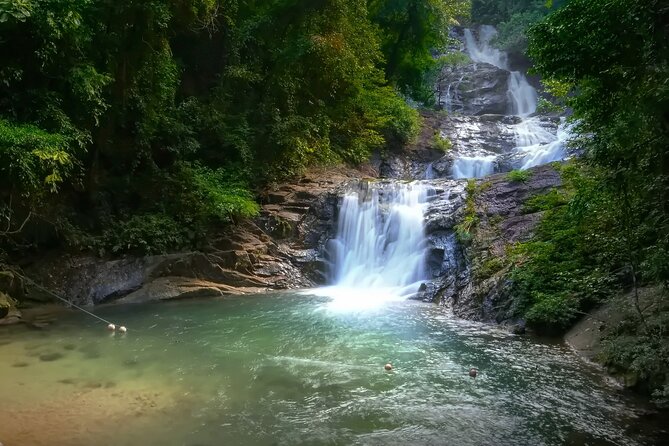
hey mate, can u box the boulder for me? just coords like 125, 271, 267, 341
438, 62, 511, 115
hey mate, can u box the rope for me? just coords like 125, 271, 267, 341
8, 269, 121, 328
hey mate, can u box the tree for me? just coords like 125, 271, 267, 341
369, 0, 469, 103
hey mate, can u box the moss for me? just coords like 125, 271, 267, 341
523, 189, 569, 213
482, 257, 505, 277
431, 132, 452, 152
506, 169, 531, 182
478, 180, 493, 192
455, 179, 479, 244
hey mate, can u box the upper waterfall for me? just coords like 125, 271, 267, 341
441, 25, 570, 178
463, 26, 508, 69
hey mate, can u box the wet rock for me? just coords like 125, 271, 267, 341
0, 291, 18, 322
20, 169, 349, 306
438, 62, 511, 115
449, 164, 563, 322
39, 352, 64, 362
0, 270, 26, 301
123, 357, 140, 367
509, 322, 526, 335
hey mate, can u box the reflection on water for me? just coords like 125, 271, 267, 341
0, 293, 664, 445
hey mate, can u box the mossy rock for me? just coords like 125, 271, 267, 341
0, 270, 25, 300
0, 291, 17, 319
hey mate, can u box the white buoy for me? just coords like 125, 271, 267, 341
118, 326, 127, 334
385, 363, 393, 371
107, 323, 116, 331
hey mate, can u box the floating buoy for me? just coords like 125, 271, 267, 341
469, 368, 478, 378
384, 363, 393, 371
107, 323, 116, 331
118, 326, 127, 334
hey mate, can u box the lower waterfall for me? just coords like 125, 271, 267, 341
315, 181, 432, 308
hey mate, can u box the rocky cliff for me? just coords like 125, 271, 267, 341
416, 164, 562, 328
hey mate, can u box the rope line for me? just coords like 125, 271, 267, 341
9, 269, 119, 328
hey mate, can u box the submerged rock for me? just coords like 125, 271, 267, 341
39, 352, 64, 362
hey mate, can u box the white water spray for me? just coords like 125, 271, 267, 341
314, 182, 432, 309
507, 71, 537, 117
518, 118, 571, 169
452, 156, 496, 179
463, 26, 508, 69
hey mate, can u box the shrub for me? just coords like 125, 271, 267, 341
432, 133, 452, 152
523, 189, 569, 213
524, 292, 580, 330
506, 169, 531, 182
101, 214, 187, 255
454, 179, 479, 243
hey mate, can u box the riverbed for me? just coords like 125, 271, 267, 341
0, 292, 664, 445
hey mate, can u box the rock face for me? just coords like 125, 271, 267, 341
0, 271, 24, 324
438, 61, 511, 116
415, 164, 562, 326
22, 170, 353, 306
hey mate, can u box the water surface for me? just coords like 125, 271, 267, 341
0, 293, 663, 445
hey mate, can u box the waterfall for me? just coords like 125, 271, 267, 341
450, 26, 569, 178
424, 162, 435, 180
315, 182, 432, 308
443, 74, 465, 112
452, 156, 496, 179
507, 71, 537, 117
518, 118, 571, 169
463, 26, 508, 69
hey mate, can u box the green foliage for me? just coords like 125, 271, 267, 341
431, 133, 452, 152
600, 296, 669, 406
536, 97, 564, 114
524, 292, 579, 329
437, 52, 471, 68
0, 119, 76, 194
523, 188, 568, 213
529, 0, 669, 287
474, 256, 505, 281
511, 1, 669, 383
0, 0, 32, 22
101, 214, 187, 255
510, 162, 619, 332
0, 0, 442, 255
506, 169, 531, 183
471, 0, 561, 53
176, 163, 259, 225
454, 179, 479, 243
370, 0, 470, 103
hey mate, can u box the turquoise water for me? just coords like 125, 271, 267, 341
0, 292, 664, 445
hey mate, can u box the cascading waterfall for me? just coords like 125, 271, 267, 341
507, 71, 537, 116
518, 118, 570, 169
443, 74, 465, 113
463, 26, 508, 69
315, 182, 432, 309
452, 155, 496, 179
452, 26, 569, 177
